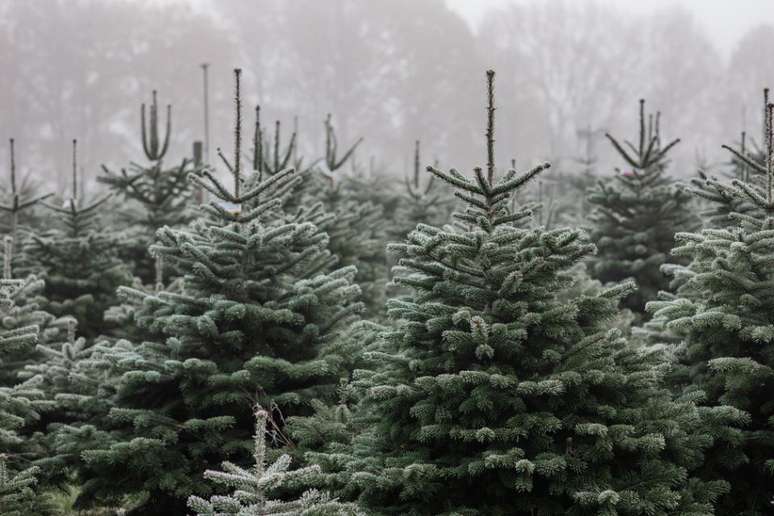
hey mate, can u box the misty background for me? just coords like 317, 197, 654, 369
2, 0, 774, 194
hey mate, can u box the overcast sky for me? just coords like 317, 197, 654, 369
447, 0, 774, 56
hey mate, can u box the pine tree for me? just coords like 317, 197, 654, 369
99, 91, 198, 284
309, 71, 727, 516
24, 140, 133, 338
646, 92, 774, 515
70, 69, 364, 515
587, 100, 699, 315
187, 405, 361, 515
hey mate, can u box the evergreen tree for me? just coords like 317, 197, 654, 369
293, 114, 388, 318
646, 92, 774, 515
588, 100, 699, 315
99, 91, 198, 284
688, 90, 771, 230
0, 260, 50, 515
188, 405, 361, 516
0, 236, 67, 389
0, 139, 53, 274
24, 140, 133, 338
70, 69, 364, 515
309, 71, 726, 516
0, 454, 39, 516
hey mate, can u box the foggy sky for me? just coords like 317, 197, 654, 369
449, 0, 774, 56
2, 0, 774, 195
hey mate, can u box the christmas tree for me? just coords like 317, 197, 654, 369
587, 100, 698, 315
0, 256, 50, 515
289, 114, 388, 318
71, 69, 364, 515
646, 92, 774, 515
187, 404, 361, 515
688, 89, 771, 230
0, 455, 40, 516
0, 236, 67, 389
24, 140, 133, 338
308, 71, 726, 515
99, 91, 197, 284
0, 139, 53, 269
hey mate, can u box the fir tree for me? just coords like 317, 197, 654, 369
99, 91, 197, 284
71, 69, 364, 515
0, 454, 39, 516
286, 114, 387, 319
588, 100, 698, 315
0, 260, 50, 515
688, 89, 771, 230
0, 139, 53, 272
309, 71, 726, 516
24, 140, 133, 338
646, 92, 774, 515
187, 405, 361, 516
0, 236, 66, 389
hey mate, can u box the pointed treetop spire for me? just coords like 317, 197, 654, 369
0, 140, 53, 235
414, 139, 421, 189
9, 139, 16, 194
141, 89, 172, 162
764, 87, 770, 147
425, 70, 549, 231
72, 139, 78, 199
324, 113, 363, 172
486, 69, 496, 184
605, 99, 680, 171
233, 68, 242, 198
190, 68, 299, 223
721, 90, 774, 211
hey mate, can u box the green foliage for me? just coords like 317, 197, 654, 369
68, 70, 364, 515
99, 91, 197, 285
23, 141, 132, 338
188, 405, 361, 515
588, 100, 699, 315
0, 455, 39, 516
645, 95, 774, 515
307, 72, 724, 515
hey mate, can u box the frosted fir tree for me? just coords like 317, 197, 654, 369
0, 259, 50, 515
0, 454, 39, 516
587, 100, 699, 315
24, 140, 133, 338
688, 89, 772, 230
19, 316, 109, 435
0, 139, 53, 271
281, 114, 388, 318
99, 91, 198, 284
252, 106, 306, 178
188, 405, 361, 516
72, 69, 364, 515
646, 97, 774, 516
309, 71, 727, 515
0, 236, 66, 389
